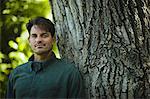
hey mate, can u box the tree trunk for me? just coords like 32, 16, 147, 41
50, 0, 150, 99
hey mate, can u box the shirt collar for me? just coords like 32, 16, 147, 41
29, 53, 56, 72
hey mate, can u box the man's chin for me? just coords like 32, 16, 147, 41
35, 52, 44, 55
34, 50, 51, 55
34, 51, 46, 55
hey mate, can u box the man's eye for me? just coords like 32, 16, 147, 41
31, 34, 37, 38
42, 33, 49, 38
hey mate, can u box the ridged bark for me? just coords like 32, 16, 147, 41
50, 0, 150, 99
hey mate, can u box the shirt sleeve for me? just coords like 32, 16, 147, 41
6, 72, 15, 98
68, 67, 85, 99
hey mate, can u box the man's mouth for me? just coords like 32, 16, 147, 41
37, 46, 43, 48
35, 44, 45, 48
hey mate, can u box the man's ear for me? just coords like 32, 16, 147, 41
28, 36, 30, 42
53, 36, 56, 41
52, 36, 56, 45
28, 36, 31, 46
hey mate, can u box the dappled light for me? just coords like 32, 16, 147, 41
8, 40, 18, 50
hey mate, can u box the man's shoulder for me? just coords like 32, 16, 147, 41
57, 59, 83, 81
11, 61, 31, 74
16, 61, 31, 69
8, 62, 31, 79
56, 58, 79, 72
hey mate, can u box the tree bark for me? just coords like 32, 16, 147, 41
50, 0, 150, 99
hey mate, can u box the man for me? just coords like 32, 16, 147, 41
6, 17, 85, 98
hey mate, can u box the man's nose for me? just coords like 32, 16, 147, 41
35, 36, 42, 43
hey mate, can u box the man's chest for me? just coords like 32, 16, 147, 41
14, 70, 67, 98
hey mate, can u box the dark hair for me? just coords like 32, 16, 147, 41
26, 17, 55, 37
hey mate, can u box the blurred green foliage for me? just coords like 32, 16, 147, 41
0, 0, 52, 97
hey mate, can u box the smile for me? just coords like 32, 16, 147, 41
35, 44, 46, 47
35, 45, 45, 48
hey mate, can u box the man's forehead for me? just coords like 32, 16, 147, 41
30, 25, 48, 33
32, 25, 48, 30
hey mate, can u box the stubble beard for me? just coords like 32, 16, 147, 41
33, 47, 52, 55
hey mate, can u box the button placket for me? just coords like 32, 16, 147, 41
29, 62, 42, 97
29, 70, 36, 97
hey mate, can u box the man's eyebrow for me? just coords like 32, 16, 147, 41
42, 32, 49, 34
30, 32, 49, 34
30, 33, 36, 35
41, 32, 50, 35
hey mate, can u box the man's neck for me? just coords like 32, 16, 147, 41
34, 51, 52, 62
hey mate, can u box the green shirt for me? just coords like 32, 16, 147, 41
6, 55, 84, 99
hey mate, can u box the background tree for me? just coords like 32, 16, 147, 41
50, 0, 150, 99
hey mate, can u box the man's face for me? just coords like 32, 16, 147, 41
29, 25, 54, 55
